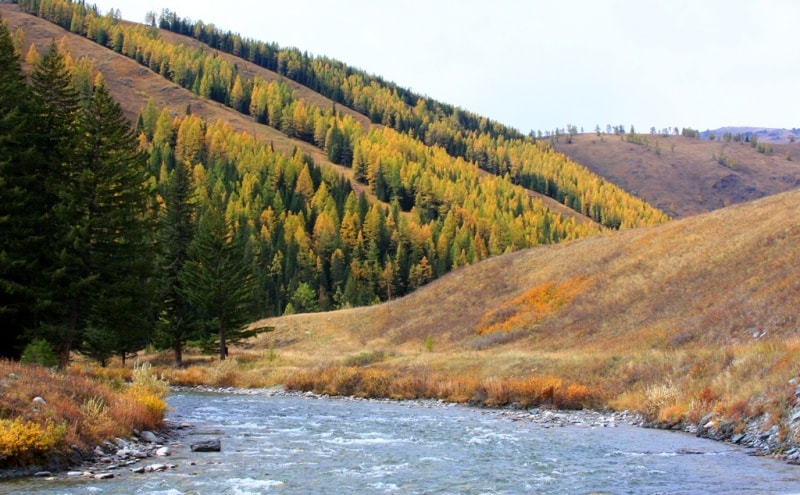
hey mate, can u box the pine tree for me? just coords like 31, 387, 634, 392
180, 200, 259, 360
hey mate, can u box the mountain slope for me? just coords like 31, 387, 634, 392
250, 189, 800, 451
553, 133, 800, 218
258, 187, 800, 352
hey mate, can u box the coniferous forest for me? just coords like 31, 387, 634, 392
1, 0, 669, 366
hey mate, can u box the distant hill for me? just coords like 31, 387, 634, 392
553, 132, 800, 218
700, 127, 800, 143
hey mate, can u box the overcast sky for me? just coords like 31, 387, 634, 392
89, 0, 800, 134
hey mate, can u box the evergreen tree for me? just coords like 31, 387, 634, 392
0, 18, 38, 358
27, 41, 82, 368
180, 200, 259, 360
72, 81, 156, 365
154, 160, 198, 367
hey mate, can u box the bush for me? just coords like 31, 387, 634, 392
20, 339, 58, 367
0, 418, 66, 468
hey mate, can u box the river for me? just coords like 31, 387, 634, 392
4, 390, 800, 494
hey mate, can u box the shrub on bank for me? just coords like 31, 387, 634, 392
0, 360, 169, 470
284, 365, 597, 409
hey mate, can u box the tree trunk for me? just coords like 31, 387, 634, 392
219, 322, 227, 361
174, 342, 183, 368
58, 299, 79, 370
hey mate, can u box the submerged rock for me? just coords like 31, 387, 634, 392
190, 439, 221, 452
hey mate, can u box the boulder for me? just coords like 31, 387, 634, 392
190, 439, 221, 452
140, 431, 159, 443
155, 446, 171, 457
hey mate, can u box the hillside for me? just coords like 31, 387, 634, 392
0, 3, 602, 227
255, 187, 800, 357
244, 189, 800, 452
553, 133, 800, 218
701, 127, 800, 144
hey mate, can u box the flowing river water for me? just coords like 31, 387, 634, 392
4, 390, 800, 494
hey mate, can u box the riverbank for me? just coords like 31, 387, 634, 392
0, 361, 170, 478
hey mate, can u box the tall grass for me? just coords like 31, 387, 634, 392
284, 365, 597, 409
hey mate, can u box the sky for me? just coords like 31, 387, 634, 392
88, 0, 800, 134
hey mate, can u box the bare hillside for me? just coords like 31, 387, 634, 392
553, 133, 800, 218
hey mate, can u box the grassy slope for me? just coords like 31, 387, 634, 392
1, 4, 593, 226
257, 187, 800, 352
553, 133, 800, 218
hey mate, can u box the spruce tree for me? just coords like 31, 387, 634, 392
154, 160, 198, 367
179, 200, 259, 360
0, 17, 37, 357
72, 80, 156, 365
26, 41, 82, 367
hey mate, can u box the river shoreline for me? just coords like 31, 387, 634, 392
3, 384, 797, 482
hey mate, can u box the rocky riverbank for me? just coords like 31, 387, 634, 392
646, 407, 800, 465
0, 421, 188, 481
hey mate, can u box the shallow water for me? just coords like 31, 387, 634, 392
4, 391, 800, 494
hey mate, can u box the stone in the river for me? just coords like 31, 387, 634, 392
145, 463, 169, 472
94, 472, 115, 480
155, 446, 171, 456
190, 439, 221, 452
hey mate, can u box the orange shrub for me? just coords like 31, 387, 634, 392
433, 376, 480, 403
476, 277, 591, 335
0, 418, 67, 468
355, 369, 393, 398
555, 384, 593, 410
113, 388, 166, 431
164, 365, 208, 386
658, 403, 687, 425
